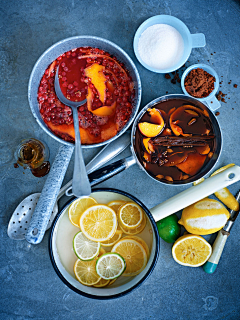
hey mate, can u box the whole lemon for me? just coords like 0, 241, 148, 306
178, 198, 230, 235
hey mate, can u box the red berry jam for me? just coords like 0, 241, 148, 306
38, 47, 135, 144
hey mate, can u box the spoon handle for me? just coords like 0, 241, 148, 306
25, 144, 74, 244
71, 106, 91, 197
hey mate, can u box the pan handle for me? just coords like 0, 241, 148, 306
25, 144, 74, 244
88, 155, 136, 187
150, 165, 240, 222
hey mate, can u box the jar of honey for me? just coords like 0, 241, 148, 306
15, 138, 50, 177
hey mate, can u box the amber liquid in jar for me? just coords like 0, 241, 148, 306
16, 138, 50, 177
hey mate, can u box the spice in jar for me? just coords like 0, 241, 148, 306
15, 138, 50, 177
184, 68, 216, 98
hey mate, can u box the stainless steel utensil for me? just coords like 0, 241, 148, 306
8, 131, 131, 240
54, 67, 91, 197
203, 189, 240, 274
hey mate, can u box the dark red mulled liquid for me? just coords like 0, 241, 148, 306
134, 98, 215, 183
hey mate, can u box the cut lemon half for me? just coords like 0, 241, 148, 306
74, 258, 101, 286
96, 253, 126, 280
172, 234, 212, 267
101, 230, 123, 247
119, 214, 146, 235
68, 196, 97, 227
118, 202, 143, 229
73, 232, 100, 261
112, 239, 147, 276
107, 200, 126, 213
80, 204, 117, 242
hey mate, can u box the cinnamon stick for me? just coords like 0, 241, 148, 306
150, 135, 215, 147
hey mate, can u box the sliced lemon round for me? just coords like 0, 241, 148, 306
107, 200, 126, 213
98, 247, 106, 257
119, 214, 146, 235
80, 204, 117, 242
68, 196, 97, 227
73, 232, 100, 261
108, 278, 117, 286
112, 238, 147, 276
101, 229, 123, 247
123, 235, 149, 258
93, 278, 110, 287
74, 258, 101, 286
118, 202, 143, 229
172, 234, 212, 267
96, 253, 126, 280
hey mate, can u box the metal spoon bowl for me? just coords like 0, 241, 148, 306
54, 67, 91, 197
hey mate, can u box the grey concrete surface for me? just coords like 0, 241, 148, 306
0, 0, 240, 319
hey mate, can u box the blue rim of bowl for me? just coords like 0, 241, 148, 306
181, 64, 220, 102
48, 187, 160, 300
28, 35, 142, 149
133, 15, 191, 73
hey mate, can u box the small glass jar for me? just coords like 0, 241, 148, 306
15, 138, 50, 177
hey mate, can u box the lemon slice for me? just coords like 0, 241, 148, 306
108, 278, 117, 286
96, 253, 126, 280
68, 196, 98, 227
112, 239, 147, 276
93, 278, 110, 287
172, 234, 212, 267
118, 202, 143, 229
107, 200, 126, 213
123, 235, 149, 258
73, 232, 101, 261
80, 204, 117, 242
98, 247, 106, 257
119, 214, 146, 235
74, 258, 101, 286
101, 230, 123, 247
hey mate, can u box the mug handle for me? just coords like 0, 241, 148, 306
150, 165, 240, 222
205, 95, 221, 112
191, 33, 206, 48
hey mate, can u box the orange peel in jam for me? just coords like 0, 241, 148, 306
87, 87, 116, 116
85, 63, 107, 103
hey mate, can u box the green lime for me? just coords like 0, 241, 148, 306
156, 214, 181, 243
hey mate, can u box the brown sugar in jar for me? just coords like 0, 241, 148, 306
184, 68, 216, 98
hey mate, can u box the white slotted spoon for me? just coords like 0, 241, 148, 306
7, 131, 131, 240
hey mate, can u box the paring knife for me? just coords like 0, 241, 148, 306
203, 189, 240, 274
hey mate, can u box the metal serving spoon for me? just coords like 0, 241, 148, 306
54, 67, 91, 197
7, 130, 131, 240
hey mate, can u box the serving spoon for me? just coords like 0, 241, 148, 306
54, 67, 91, 197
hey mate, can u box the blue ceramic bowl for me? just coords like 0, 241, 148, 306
181, 64, 221, 111
133, 15, 206, 73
